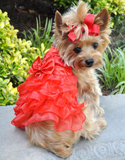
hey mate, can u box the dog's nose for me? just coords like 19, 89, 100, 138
85, 59, 94, 67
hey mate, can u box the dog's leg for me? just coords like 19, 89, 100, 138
81, 107, 107, 139
76, 69, 105, 117
83, 86, 104, 117
25, 121, 81, 158
25, 110, 106, 158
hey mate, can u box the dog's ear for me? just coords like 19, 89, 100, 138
55, 11, 62, 34
94, 8, 110, 31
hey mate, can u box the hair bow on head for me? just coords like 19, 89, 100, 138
68, 14, 100, 43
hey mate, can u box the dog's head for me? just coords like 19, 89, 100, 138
53, 1, 110, 70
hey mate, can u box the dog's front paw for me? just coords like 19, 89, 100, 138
53, 145, 73, 158
99, 108, 105, 116
98, 117, 107, 130
95, 107, 105, 117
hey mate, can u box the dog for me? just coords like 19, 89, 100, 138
11, 1, 110, 158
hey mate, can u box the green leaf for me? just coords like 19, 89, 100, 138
0, 78, 3, 85
119, 86, 125, 94
115, 81, 125, 88
110, 89, 119, 95
3, 79, 10, 85
15, 75, 24, 82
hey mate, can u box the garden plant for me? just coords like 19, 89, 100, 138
0, 10, 52, 105
0, 0, 125, 105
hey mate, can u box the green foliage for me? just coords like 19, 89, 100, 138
111, 18, 125, 48
85, 0, 125, 28
0, 10, 53, 105
54, 0, 78, 11
0, 78, 18, 105
0, 10, 50, 105
98, 47, 125, 94
0, 2, 124, 106
23, 17, 54, 57
54, 0, 125, 28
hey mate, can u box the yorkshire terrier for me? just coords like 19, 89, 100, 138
11, 1, 110, 158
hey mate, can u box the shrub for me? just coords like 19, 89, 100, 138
54, 0, 78, 12
98, 47, 125, 94
0, 78, 18, 105
0, 10, 41, 105
0, 10, 53, 105
86, 0, 125, 28
54, 0, 125, 28
111, 18, 125, 49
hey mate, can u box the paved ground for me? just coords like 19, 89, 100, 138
0, 94, 125, 160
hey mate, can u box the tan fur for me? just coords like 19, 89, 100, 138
25, 1, 110, 158
26, 107, 106, 158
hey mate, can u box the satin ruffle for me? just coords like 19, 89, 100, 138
11, 45, 86, 131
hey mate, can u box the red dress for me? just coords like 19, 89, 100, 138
11, 45, 86, 131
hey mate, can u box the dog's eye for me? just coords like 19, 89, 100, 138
92, 43, 98, 49
73, 47, 81, 54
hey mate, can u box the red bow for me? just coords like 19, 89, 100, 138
68, 14, 100, 43
28, 56, 54, 77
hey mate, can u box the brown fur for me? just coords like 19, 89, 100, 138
25, 1, 110, 158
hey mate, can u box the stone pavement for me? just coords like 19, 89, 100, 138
0, 94, 125, 160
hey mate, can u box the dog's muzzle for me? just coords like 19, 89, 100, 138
85, 59, 94, 67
